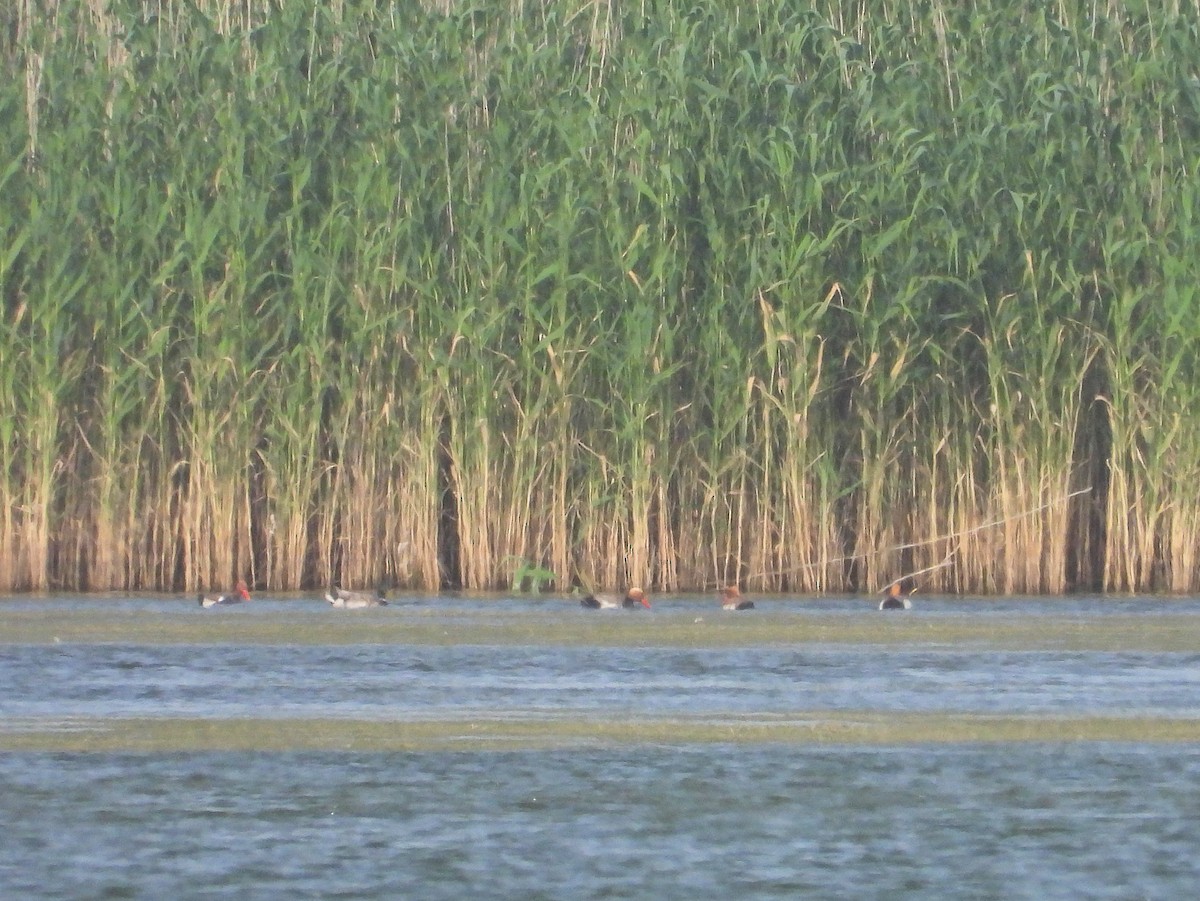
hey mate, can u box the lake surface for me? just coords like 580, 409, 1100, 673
2, 592, 1200, 898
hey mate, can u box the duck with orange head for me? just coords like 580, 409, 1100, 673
198, 579, 251, 608
581, 587, 651, 610
879, 580, 914, 610
719, 585, 754, 610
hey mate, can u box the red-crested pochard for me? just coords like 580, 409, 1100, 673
581, 588, 651, 609
879, 581, 913, 610
198, 579, 251, 608
719, 585, 755, 610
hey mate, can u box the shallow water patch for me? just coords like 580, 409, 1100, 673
4, 713, 1200, 752
3, 606, 1200, 651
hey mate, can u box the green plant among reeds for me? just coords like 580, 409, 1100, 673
506, 555, 557, 593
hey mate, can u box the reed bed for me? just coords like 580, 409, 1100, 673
2, 1, 1198, 593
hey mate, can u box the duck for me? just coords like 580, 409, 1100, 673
581, 587, 651, 609
879, 581, 913, 610
325, 586, 389, 609
719, 585, 754, 610
198, 579, 251, 608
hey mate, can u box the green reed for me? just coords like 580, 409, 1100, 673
2, 1, 1199, 592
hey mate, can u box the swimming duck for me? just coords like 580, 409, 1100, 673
879, 581, 913, 610
581, 588, 651, 609
198, 579, 251, 608
325, 587, 389, 609
719, 585, 755, 610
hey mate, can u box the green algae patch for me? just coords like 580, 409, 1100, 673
4, 713, 1200, 753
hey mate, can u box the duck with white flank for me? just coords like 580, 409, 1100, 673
581, 588, 651, 609
325, 587, 389, 609
198, 579, 251, 608
879, 581, 914, 610
719, 585, 755, 610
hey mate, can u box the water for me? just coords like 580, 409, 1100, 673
2, 593, 1200, 899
